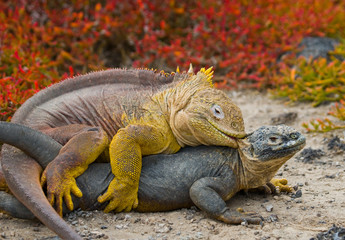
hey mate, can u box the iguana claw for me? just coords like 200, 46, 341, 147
97, 178, 139, 213
270, 178, 293, 193
217, 208, 263, 225
41, 163, 83, 216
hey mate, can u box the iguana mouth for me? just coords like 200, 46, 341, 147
208, 120, 246, 139
273, 136, 306, 151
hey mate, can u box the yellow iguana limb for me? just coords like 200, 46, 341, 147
98, 118, 181, 212
41, 124, 109, 216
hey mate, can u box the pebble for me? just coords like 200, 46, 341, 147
154, 223, 172, 233
292, 189, 302, 198
267, 214, 278, 222
265, 204, 274, 212
241, 220, 248, 226
115, 224, 125, 229
195, 232, 204, 239
124, 214, 132, 221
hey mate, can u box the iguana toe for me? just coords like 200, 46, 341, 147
270, 178, 293, 193
218, 208, 263, 225
98, 178, 138, 213
41, 166, 82, 216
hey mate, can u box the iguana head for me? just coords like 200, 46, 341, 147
238, 125, 306, 188
245, 125, 306, 161
169, 67, 246, 148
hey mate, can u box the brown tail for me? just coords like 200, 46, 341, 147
0, 122, 82, 239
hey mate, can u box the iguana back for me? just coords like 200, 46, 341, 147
12, 69, 178, 135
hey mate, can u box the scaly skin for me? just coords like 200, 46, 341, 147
1, 67, 245, 217
0, 123, 306, 239
99, 67, 246, 213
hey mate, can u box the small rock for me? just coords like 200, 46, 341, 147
296, 148, 325, 163
267, 214, 279, 222
124, 214, 132, 221
271, 112, 298, 125
325, 174, 336, 179
154, 223, 172, 233
195, 232, 204, 239
265, 204, 274, 212
241, 220, 248, 226
328, 136, 345, 152
115, 224, 123, 229
311, 224, 345, 240
292, 190, 302, 198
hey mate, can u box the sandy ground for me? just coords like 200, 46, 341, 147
0, 91, 344, 240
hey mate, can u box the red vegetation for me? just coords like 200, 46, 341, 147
1, 0, 345, 121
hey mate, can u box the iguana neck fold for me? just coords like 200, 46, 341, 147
236, 139, 291, 189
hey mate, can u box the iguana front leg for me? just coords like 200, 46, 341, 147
41, 125, 109, 216
98, 124, 180, 213
190, 177, 262, 224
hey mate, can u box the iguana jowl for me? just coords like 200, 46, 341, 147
0, 123, 306, 240
0, 67, 246, 216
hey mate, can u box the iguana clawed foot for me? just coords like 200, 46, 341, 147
217, 207, 263, 225
97, 178, 139, 213
269, 178, 293, 193
41, 162, 83, 216
249, 178, 293, 195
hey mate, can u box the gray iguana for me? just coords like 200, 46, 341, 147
0, 67, 246, 217
0, 122, 306, 240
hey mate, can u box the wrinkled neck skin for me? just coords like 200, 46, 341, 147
236, 139, 292, 189
152, 73, 212, 147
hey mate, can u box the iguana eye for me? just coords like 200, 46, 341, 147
290, 133, 298, 139
269, 136, 278, 142
211, 104, 224, 120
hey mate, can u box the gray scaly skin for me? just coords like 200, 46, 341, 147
0, 122, 305, 239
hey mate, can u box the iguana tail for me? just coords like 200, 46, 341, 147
0, 121, 61, 167
0, 121, 82, 240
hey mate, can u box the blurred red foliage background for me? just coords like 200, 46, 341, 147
1, 0, 345, 121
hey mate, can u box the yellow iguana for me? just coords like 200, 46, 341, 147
1, 65, 246, 217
